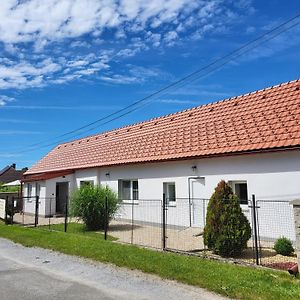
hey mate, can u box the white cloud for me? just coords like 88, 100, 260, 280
0, 1, 253, 48
0, 118, 39, 124
1, 104, 120, 110
117, 48, 140, 58
158, 99, 200, 105
164, 31, 179, 46
100, 74, 140, 85
0, 58, 61, 89
0, 0, 196, 45
70, 41, 91, 48
0, 0, 256, 92
0, 95, 14, 106
0, 153, 23, 158
0, 130, 42, 135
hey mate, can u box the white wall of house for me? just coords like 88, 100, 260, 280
24, 150, 300, 240
75, 168, 99, 187
23, 181, 46, 215
96, 150, 300, 241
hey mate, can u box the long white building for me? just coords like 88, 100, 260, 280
23, 79, 300, 242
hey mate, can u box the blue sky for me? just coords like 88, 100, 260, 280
0, 0, 299, 169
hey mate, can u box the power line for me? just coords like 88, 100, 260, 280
13, 13, 300, 154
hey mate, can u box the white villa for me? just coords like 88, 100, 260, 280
22, 79, 300, 241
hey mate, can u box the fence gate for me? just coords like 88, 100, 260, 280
10, 196, 40, 227
164, 198, 207, 253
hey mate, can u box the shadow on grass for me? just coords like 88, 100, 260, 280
38, 222, 117, 241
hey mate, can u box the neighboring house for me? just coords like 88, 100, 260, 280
0, 164, 27, 184
23, 79, 300, 241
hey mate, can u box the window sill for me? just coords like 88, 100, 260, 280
121, 199, 139, 204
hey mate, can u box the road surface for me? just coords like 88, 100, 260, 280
0, 238, 226, 300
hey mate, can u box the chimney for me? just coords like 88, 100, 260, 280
11, 163, 16, 169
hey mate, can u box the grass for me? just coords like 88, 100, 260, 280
39, 222, 117, 241
0, 223, 299, 300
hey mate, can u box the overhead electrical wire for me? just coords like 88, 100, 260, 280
13, 13, 300, 154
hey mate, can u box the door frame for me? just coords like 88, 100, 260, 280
55, 182, 69, 215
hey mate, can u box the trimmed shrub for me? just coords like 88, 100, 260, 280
70, 184, 120, 231
274, 237, 294, 256
203, 180, 251, 257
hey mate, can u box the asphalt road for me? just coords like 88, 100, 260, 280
0, 238, 226, 300
0, 256, 114, 300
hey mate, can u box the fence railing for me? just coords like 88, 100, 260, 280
3, 195, 297, 270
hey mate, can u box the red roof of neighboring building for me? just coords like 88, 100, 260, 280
25, 79, 300, 175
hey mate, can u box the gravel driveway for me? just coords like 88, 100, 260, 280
0, 238, 226, 300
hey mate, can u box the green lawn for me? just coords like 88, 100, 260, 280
39, 222, 116, 241
0, 223, 299, 300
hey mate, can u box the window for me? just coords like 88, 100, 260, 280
36, 183, 40, 197
27, 183, 32, 197
230, 181, 248, 205
118, 180, 139, 200
163, 182, 176, 203
80, 180, 94, 188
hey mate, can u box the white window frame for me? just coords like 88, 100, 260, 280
163, 182, 176, 204
118, 179, 139, 201
229, 180, 249, 205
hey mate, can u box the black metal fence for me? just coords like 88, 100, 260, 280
106, 196, 296, 269
2, 194, 297, 270
2, 196, 69, 231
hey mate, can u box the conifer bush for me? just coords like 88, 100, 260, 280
203, 180, 251, 257
274, 237, 294, 256
70, 184, 120, 231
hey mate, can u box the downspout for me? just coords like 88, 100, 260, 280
20, 180, 23, 198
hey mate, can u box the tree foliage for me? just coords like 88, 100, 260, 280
70, 184, 120, 231
203, 180, 251, 257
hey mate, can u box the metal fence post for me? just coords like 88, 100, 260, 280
11, 196, 14, 225
64, 196, 68, 233
4, 196, 8, 224
162, 195, 166, 250
104, 196, 108, 240
34, 196, 39, 227
48, 198, 51, 231
131, 198, 134, 244
251, 194, 260, 265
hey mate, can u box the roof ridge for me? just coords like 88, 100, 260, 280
58, 78, 299, 147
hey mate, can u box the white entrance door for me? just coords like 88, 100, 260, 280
190, 178, 206, 228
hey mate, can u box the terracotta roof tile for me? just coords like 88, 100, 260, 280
25, 79, 300, 175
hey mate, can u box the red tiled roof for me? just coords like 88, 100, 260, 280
22, 170, 74, 182
26, 79, 300, 175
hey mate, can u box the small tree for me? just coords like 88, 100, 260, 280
203, 180, 251, 257
70, 184, 120, 231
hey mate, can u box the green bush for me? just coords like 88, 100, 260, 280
274, 237, 294, 256
70, 185, 120, 231
203, 180, 251, 257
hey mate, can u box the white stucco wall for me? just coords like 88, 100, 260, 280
95, 150, 299, 241
23, 181, 46, 215
24, 150, 300, 240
